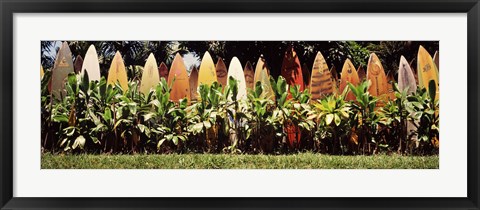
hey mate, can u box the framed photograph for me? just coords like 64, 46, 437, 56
1, 0, 479, 209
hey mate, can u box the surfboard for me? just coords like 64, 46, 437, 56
417, 45, 439, 100
398, 56, 419, 145
80, 45, 101, 81
158, 62, 169, 81
107, 51, 129, 91
357, 65, 366, 82
387, 71, 396, 100
73, 55, 83, 74
339, 59, 360, 101
226, 57, 247, 100
168, 53, 190, 103
189, 66, 199, 101
398, 56, 417, 94
41, 66, 44, 79
215, 58, 228, 89
281, 46, 304, 94
140, 53, 160, 95
244, 61, 255, 90
366, 53, 389, 107
198, 51, 217, 86
433, 51, 439, 71
253, 56, 275, 101
302, 63, 311, 90
310, 52, 334, 101
51, 42, 74, 99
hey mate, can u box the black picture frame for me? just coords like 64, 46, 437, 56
1, 0, 479, 209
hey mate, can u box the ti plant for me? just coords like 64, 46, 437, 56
223, 76, 249, 153
55, 72, 100, 152
114, 81, 152, 153
90, 77, 119, 153
406, 80, 439, 154
381, 83, 412, 154
147, 78, 190, 153
187, 82, 224, 152
347, 80, 383, 154
245, 81, 276, 153
309, 88, 352, 155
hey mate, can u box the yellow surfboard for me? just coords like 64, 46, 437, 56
339, 59, 360, 101
140, 53, 160, 95
254, 56, 275, 101
244, 61, 255, 90
367, 53, 389, 107
215, 58, 228, 88
41, 66, 44, 79
107, 51, 129, 91
310, 52, 334, 100
417, 45, 439, 100
51, 42, 74, 99
198, 51, 217, 86
80, 44, 101, 81
189, 66, 199, 101
168, 53, 191, 103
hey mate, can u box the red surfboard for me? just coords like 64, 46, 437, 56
280, 46, 303, 149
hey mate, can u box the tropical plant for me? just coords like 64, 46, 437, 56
406, 80, 439, 154
147, 78, 190, 153
244, 81, 277, 153
309, 89, 352, 154
347, 80, 384, 154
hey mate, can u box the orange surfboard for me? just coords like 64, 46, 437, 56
310, 52, 334, 101
302, 63, 311, 90
158, 62, 169, 81
387, 71, 396, 100
417, 46, 439, 100
73, 55, 83, 74
281, 46, 304, 93
215, 58, 228, 89
339, 59, 360, 101
107, 51, 129, 91
168, 53, 190, 103
51, 42, 74, 99
367, 53, 389, 107
140, 53, 160, 94
253, 56, 275, 101
198, 51, 217, 86
189, 66, 199, 101
244, 61, 255, 90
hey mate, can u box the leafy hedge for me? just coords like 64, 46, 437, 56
41, 71, 439, 155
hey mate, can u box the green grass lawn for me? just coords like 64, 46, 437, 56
41, 153, 439, 169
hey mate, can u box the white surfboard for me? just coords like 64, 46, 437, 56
226, 57, 247, 100
80, 44, 101, 81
